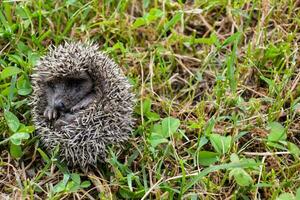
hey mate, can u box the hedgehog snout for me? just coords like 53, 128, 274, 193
54, 100, 66, 111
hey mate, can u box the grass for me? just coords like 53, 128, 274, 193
0, 0, 300, 199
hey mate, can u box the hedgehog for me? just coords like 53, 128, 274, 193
31, 42, 135, 169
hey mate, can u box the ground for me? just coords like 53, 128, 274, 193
0, 0, 300, 199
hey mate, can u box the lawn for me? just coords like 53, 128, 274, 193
0, 0, 300, 199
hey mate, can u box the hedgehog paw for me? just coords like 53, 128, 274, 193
70, 105, 81, 112
43, 106, 58, 120
70, 102, 87, 112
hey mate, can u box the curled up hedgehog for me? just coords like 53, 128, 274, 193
31, 42, 135, 169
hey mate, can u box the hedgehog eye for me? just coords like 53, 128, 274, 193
65, 78, 80, 86
65, 80, 72, 87
75, 86, 81, 92
76, 78, 85, 84
47, 82, 55, 89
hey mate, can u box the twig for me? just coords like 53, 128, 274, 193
254, 156, 266, 200
239, 84, 269, 98
243, 152, 291, 156
141, 177, 164, 200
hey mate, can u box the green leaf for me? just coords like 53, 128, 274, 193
4, 111, 20, 132
198, 151, 220, 166
268, 122, 286, 142
296, 187, 300, 200
37, 148, 50, 163
265, 44, 282, 59
81, 181, 91, 188
267, 141, 287, 150
111, 42, 126, 53
66, 181, 80, 192
211, 32, 221, 48
9, 132, 29, 145
276, 193, 295, 200
161, 117, 180, 137
204, 117, 215, 136
133, 8, 163, 28
141, 98, 160, 121
66, 0, 77, 6
292, 102, 300, 113
163, 11, 182, 33
239, 158, 258, 170
146, 112, 160, 121
260, 75, 277, 94
17, 41, 31, 54
197, 136, 208, 150
53, 174, 70, 193
182, 161, 260, 193
288, 142, 300, 157
8, 55, 25, 67
190, 37, 213, 45
142, 98, 151, 114
15, 5, 28, 19
143, 0, 150, 8
225, 32, 240, 93
27, 52, 40, 66
10, 143, 23, 158
133, 18, 146, 28
8, 74, 17, 102
152, 123, 162, 135
230, 153, 240, 163
119, 187, 135, 199
119, 187, 145, 199
229, 168, 253, 186
127, 173, 133, 192
17, 74, 32, 96
18, 125, 35, 133
147, 8, 163, 21
209, 134, 232, 154
149, 132, 168, 148
1, 67, 22, 79
222, 31, 241, 46
71, 173, 81, 185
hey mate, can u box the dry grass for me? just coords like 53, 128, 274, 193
0, 0, 300, 199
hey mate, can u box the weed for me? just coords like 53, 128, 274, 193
0, 0, 299, 199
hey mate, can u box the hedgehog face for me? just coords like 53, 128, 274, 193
43, 71, 94, 120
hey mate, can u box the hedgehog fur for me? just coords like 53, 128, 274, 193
31, 42, 135, 168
